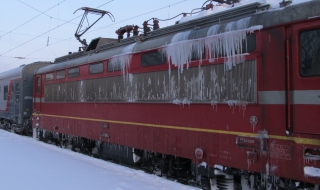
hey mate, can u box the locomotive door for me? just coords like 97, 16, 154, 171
291, 20, 320, 135
33, 76, 42, 112
13, 81, 20, 121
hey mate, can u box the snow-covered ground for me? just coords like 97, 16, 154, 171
0, 130, 198, 190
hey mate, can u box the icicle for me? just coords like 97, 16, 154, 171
210, 100, 218, 111
162, 30, 198, 79
162, 18, 262, 76
207, 24, 220, 36
109, 43, 136, 80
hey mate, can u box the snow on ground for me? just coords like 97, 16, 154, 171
0, 130, 198, 190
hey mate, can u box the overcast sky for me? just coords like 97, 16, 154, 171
0, 0, 201, 72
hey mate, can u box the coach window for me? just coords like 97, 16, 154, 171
89, 62, 103, 74
56, 70, 66, 79
300, 28, 320, 77
68, 67, 79, 78
141, 51, 166, 67
3, 86, 8, 100
36, 77, 40, 93
45, 73, 54, 81
107, 61, 121, 72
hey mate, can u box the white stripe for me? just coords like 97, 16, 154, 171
259, 90, 320, 105
259, 91, 285, 104
292, 90, 320, 105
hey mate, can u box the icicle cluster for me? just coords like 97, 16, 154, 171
109, 43, 136, 79
162, 17, 263, 73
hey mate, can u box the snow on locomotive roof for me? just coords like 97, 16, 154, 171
179, 0, 313, 23
37, 0, 320, 75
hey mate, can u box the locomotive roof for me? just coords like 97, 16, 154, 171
35, 0, 320, 75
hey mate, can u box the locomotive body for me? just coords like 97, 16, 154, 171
0, 62, 50, 133
29, 0, 320, 189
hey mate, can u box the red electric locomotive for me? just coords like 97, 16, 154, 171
32, 0, 320, 189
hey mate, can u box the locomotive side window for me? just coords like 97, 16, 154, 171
300, 28, 320, 77
68, 67, 79, 78
56, 70, 65, 79
107, 61, 121, 72
45, 73, 54, 81
89, 62, 104, 74
36, 77, 40, 93
3, 86, 8, 100
212, 34, 256, 57
141, 51, 166, 67
244, 34, 256, 53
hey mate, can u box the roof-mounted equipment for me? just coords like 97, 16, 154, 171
74, 7, 115, 51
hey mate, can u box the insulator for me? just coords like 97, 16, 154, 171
153, 19, 159, 30
133, 25, 139, 36
143, 21, 151, 36
205, 3, 214, 10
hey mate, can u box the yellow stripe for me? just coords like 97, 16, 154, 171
33, 113, 320, 146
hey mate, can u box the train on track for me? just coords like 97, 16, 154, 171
1, 0, 320, 189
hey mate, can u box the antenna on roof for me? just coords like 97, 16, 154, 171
74, 7, 115, 51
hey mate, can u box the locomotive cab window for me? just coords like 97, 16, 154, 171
89, 62, 104, 74
45, 73, 54, 81
56, 70, 65, 79
141, 51, 166, 67
300, 28, 320, 77
3, 85, 8, 100
68, 67, 79, 78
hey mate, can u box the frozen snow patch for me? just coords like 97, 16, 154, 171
198, 162, 207, 168
172, 98, 192, 106
304, 166, 320, 177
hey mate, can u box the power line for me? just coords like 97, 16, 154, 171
0, 0, 66, 39
18, 0, 79, 27
89, 0, 187, 33
0, 0, 115, 58
0, 1, 115, 69
0, 30, 78, 41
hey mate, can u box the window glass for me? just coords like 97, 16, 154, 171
15, 83, 20, 92
68, 67, 79, 78
141, 51, 166, 67
107, 61, 121, 72
89, 62, 104, 74
46, 73, 54, 81
244, 33, 256, 53
56, 70, 66, 79
300, 28, 320, 77
36, 77, 40, 93
4, 86, 8, 100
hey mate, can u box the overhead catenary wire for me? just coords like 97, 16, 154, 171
0, 2, 114, 58
0, 0, 201, 70
0, 1, 115, 70
0, 0, 66, 39
18, 0, 80, 27
89, 0, 187, 33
